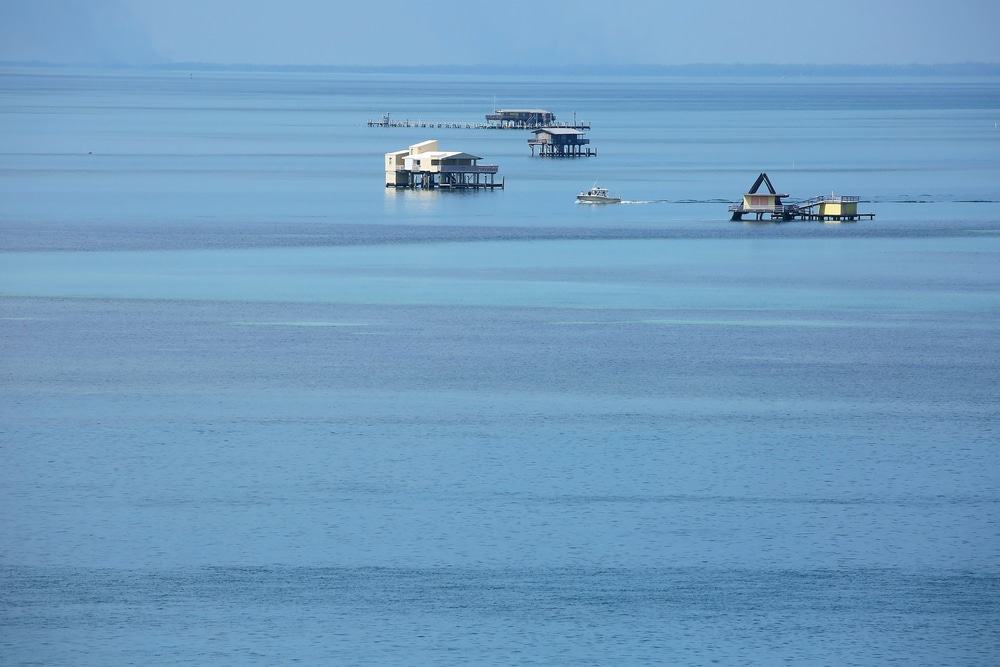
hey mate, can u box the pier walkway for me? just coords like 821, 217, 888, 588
368, 114, 590, 130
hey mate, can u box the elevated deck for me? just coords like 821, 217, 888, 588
528, 139, 596, 157
389, 168, 503, 190
728, 203, 796, 221
729, 173, 873, 222
729, 195, 874, 222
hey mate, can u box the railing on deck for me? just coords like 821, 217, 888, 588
729, 203, 793, 215
797, 194, 860, 208
528, 138, 590, 146
440, 164, 499, 174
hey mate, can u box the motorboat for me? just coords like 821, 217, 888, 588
576, 185, 621, 204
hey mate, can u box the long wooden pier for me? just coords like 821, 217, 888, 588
368, 113, 589, 130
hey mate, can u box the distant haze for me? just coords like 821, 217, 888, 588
2, 0, 999, 67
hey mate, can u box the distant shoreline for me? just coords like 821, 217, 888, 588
2, 61, 1000, 77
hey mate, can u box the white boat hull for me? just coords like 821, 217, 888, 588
577, 195, 621, 204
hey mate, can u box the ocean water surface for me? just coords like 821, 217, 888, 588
2, 66, 1000, 664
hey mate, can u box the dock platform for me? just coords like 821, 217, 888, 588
728, 173, 874, 222
728, 198, 875, 222
388, 167, 504, 190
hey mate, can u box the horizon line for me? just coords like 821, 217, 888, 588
3, 60, 1000, 76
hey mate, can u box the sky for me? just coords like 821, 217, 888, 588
1, 0, 999, 66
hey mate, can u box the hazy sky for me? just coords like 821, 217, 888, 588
2, 0, 999, 66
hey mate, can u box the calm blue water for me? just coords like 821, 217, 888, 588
2, 66, 1000, 665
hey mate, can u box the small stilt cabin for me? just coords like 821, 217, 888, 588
729, 172, 794, 221
528, 128, 596, 157
796, 194, 874, 222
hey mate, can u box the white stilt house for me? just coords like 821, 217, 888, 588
385, 140, 502, 189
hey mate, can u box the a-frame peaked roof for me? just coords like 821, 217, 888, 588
748, 172, 777, 195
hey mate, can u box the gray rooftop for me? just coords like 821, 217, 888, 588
495, 108, 552, 114
532, 127, 584, 135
